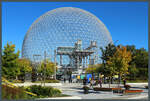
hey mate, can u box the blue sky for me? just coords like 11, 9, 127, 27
2, 2, 148, 54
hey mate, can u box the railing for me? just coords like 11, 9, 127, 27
2, 77, 37, 97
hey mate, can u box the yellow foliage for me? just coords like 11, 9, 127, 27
106, 46, 132, 76
85, 64, 99, 73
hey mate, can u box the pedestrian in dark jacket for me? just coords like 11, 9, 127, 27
83, 77, 87, 85
98, 78, 102, 88
123, 79, 126, 86
64, 78, 66, 83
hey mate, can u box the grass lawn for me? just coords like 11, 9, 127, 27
126, 79, 148, 83
57, 94, 71, 97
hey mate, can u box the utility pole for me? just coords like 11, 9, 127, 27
32, 54, 41, 82
54, 50, 57, 80
44, 51, 46, 86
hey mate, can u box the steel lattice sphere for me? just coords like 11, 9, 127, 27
22, 7, 113, 64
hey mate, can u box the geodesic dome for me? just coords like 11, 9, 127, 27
22, 7, 113, 64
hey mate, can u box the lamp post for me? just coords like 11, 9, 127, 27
32, 54, 41, 82
44, 51, 47, 86
54, 50, 57, 80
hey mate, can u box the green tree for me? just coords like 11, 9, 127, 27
17, 58, 32, 80
128, 64, 139, 80
100, 43, 117, 83
2, 42, 20, 79
126, 45, 148, 80
134, 48, 148, 68
37, 60, 56, 79
100, 43, 116, 65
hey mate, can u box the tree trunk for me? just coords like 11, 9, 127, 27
104, 75, 106, 84
109, 77, 111, 88
111, 77, 113, 84
118, 74, 121, 88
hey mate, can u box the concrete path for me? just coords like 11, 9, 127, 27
14, 82, 62, 87
54, 83, 148, 99
38, 96, 82, 100
14, 82, 148, 99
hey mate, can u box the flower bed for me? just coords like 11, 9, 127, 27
112, 88, 124, 93
113, 89, 124, 93
112, 88, 122, 90
93, 87, 122, 91
124, 90, 143, 94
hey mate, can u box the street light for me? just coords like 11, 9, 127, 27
44, 51, 47, 86
32, 54, 41, 82
54, 50, 57, 80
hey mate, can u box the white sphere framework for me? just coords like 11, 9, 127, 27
22, 7, 113, 64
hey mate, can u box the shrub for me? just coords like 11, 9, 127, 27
83, 86, 89, 90
45, 80, 60, 83
26, 85, 61, 97
83, 86, 89, 94
2, 84, 32, 100
11, 79, 24, 83
33, 79, 60, 83
145, 86, 148, 89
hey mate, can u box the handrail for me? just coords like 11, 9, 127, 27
2, 77, 37, 97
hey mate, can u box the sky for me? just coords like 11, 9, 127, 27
2, 2, 148, 55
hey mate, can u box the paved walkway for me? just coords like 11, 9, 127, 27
14, 82, 62, 87
14, 82, 148, 99
54, 82, 148, 99
38, 96, 82, 100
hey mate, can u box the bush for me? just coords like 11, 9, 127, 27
11, 79, 24, 83
83, 86, 89, 94
2, 84, 32, 100
124, 85, 131, 90
145, 86, 148, 89
45, 80, 60, 83
83, 86, 89, 90
33, 79, 60, 83
26, 85, 61, 97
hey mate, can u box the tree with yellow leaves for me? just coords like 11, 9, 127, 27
106, 45, 132, 86
85, 65, 97, 74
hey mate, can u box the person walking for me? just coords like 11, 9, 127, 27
64, 78, 66, 83
98, 78, 102, 88
123, 78, 126, 86
90, 77, 94, 88
83, 77, 87, 85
